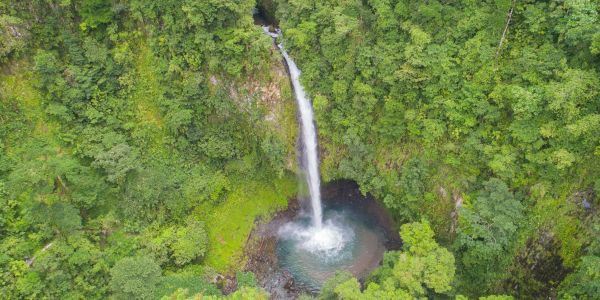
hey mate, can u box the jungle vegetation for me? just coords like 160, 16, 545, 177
1, 0, 599, 299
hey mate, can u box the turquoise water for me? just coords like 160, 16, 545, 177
276, 205, 387, 291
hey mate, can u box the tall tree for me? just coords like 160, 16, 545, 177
455, 179, 524, 295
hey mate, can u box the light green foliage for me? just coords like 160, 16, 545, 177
182, 168, 230, 205
109, 256, 162, 300
332, 278, 363, 299
202, 177, 296, 272
156, 271, 222, 299
558, 255, 600, 299
170, 219, 209, 266
236, 271, 257, 288
327, 221, 455, 299
319, 271, 354, 300
223, 286, 269, 300
393, 221, 455, 295
162, 286, 268, 300
559, 220, 600, 299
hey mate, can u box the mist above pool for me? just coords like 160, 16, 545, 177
277, 205, 387, 292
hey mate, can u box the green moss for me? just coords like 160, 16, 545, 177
200, 175, 296, 273
128, 44, 170, 160
278, 69, 298, 172
530, 196, 583, 268
0, 62, 60, 151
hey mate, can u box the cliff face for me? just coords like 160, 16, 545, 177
213, 41, 298, 173
256, 0, 279, 26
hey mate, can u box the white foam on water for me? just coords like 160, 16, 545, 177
278, 219, 354, 259
262, 26, 280, 38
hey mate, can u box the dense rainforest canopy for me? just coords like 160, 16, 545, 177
1, 0, 599, 299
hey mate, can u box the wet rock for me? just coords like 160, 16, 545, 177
221, 275, 238, 295
583, 198, 592, 210
245, 199, 302, 299
283, 271, 296, 291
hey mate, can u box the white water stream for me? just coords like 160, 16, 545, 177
261, 29, 388, 288
263, 27, 354, 259
264, 27, 323, 228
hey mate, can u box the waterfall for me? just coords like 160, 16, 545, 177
264, 27, 323, 228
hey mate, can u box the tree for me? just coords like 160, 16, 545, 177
384, 157, 429, 222
33, 235, 109, 299
319, 271, 354, 300
78, 0, 114, 30
45, 202, 82, 234
558, 255, 600, 299
92, 143, 139, 185
0, 14, 28, 63
122, 168, 172, 225
109, 256, 162, 300
479, 296, 514, 300
226, 286, 269, 299
455, 179, 524, 294
326, 221, 455, 299
391, 221, 455, 295
170, 219, 208, 266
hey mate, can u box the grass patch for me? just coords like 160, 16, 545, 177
200, 175, 296, 273
0, 61, 61, 150
128, 44, 170, 160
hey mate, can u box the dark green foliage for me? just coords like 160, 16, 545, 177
0, 14, 28, 62
257, 0, 279, 24
260, 131, 287, 177
45, 202, 82, 233
122, 168, 172, 225
32, 236, 111, 299
1, 0, 289, 298
384, 157, 429, 222
275, 0, 600, 297
92, 143, 139, 184
79, 0, 114, 30
455, 179, 524, 294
